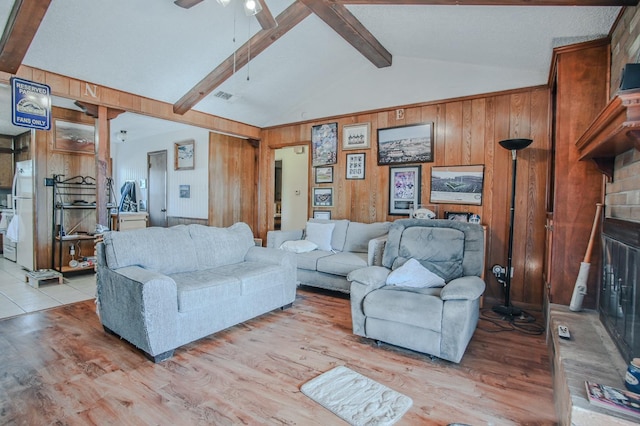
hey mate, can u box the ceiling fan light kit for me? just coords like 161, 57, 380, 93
244, 0, 262, 16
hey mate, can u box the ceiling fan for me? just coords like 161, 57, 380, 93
174, 0, 277, 29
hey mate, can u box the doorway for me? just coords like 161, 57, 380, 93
274, 146, 308, 230
147, 150, 167, 227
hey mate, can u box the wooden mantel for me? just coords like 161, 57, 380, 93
576, 90, 640, 178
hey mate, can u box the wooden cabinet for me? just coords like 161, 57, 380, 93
0, 136, 12, 189
546, 39, 608, 307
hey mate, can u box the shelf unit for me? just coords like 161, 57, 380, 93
51, 175, 100, 274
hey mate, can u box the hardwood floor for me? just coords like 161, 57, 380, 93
0, 288, 557, 425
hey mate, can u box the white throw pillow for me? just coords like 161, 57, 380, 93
305, 221, 335, 251
279, 240, 317, 253
386, 258, 446, 288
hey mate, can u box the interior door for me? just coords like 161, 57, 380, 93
148, 150, 167, 227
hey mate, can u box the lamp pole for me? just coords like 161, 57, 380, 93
492, 138, 532, 318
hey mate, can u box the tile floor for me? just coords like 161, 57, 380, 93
0, 256, 96, 320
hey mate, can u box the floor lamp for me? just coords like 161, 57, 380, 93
492, 138, 533, 318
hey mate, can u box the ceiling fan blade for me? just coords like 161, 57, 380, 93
174, 0, 204, 9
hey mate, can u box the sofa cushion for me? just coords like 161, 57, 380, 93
392, 227, 465, 282
189, 223, 255, 270
103, 225, 198, 275
213, 261, 286, 294
317, 252, 367, 277
171, 270, 242, 313
296, 250, 334, 271
309, 219, 350, 251
304, 222, 335, 251
386, 258, 445, 288
364, 287, 443, 331
343, 221, 391, 253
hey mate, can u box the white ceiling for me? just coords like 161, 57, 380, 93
0, 1, 621, 140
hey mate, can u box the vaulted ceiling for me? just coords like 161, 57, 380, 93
0, 0, 631, 138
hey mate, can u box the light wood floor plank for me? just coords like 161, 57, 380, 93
0, 288, 557, 425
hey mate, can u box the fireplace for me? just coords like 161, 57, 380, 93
599, 218, 640, 363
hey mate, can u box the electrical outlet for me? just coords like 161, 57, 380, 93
396, 109, 404, 120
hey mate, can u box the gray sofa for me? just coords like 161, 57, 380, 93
96, 222, 296, 362
266, 219, 391, 293
348, 219, 486, 363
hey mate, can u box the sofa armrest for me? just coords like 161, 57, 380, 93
347, 266, 391, 336
440, 276, 486, 301
266, 229, 304, 248
96, 262, 178, 357
245, 246, 296, 269
367, 235, 388, 266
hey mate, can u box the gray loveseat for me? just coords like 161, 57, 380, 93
266, 219, 391, 293
96, 222, 296, 362
348, 219, 486, 363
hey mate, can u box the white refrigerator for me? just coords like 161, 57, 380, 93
12, 160, 34, 271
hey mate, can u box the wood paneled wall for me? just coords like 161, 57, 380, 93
34, 107, 96, 270
259, 86, 551, 306
208, 133, 258, 229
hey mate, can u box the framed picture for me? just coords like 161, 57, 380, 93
377, 122, 433, 165
313, 210, 331, 220
430, 165, 484, 205
53, 119, 95, 154
175, 139, 195, 170
346, 153, 365, 180
342, 122, 370, 150
389, 165, 421, 215
315, 166, 333, 184
445, 211, 471, 222
179, 184, 191, 198
311, 122, 338, 167
313, 187, 333, 207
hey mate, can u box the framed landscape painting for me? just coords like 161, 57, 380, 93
430, 165, 484, 205
53, 119, 95, 154
377, 122, 433, 165
175, 140, 195, 170
315, 166, 333, 184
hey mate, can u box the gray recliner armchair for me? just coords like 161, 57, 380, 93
347, 219, 485, 363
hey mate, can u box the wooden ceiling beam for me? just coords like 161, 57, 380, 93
255, 0, 278, 30
300, 0, 391, 68
173, 1, 311, 115
338, 0, 638, 5
0, 0, 52, 74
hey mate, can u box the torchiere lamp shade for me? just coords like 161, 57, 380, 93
499, 138, 533, 151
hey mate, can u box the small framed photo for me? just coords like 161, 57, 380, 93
175, 139, 195, 170
313, 211, 331, 220
445, 211, 471, 222
313, 187, 333, 207
315, 166, 333, 184
389, 165, 421, 215
346, 153, 365, 180
378, 122, 433, 165
342, 122, 370, 150
179, 184, 191, 198
311, 122, 338, 166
